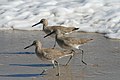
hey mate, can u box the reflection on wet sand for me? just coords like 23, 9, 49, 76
43, 65, 87, 80
0, 31, 119, 80
44, 65, 73, 80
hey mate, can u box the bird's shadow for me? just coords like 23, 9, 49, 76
0, 52, 54, 77
9, 63, 53, 67
0, 63, 53, 78
0, 73, 45, 77
0, 52, 35, 54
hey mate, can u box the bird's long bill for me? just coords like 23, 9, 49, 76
32, 22, 40, 27
44, 31, 55, 38
24, 44, 33, 49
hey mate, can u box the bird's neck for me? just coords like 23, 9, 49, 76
55, 34, 63, 43
56, 33, 63, 39
35, 45, 41, 52
43, 24, 47, 30
55, 35, 57, 41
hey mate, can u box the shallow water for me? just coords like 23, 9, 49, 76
0, 30, 120, 80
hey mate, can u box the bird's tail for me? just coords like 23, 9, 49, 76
84, 38, 93, 43
80, 38, 93, 44
72, 28, 79, 31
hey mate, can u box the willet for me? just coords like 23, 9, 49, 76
44, 29, 93, 65
32, 19, 79, 48
24, 40, 74, 76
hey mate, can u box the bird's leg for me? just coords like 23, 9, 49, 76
54, 60, 60, 76
52, 60, 56, 68
79, 48, 87, 65
65, 55, 73, 66
65, 49, 75, 65
40, 66, 48, 75
40, 69, 47, 75
52, 39, 56, 49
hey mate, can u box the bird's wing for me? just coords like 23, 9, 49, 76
42, 48, 63, 60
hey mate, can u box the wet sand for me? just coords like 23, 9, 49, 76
0, 30, 120, 80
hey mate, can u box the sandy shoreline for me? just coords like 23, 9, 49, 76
0, 30, 120, 80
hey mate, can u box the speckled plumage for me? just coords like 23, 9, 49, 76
24, 40, 74, 76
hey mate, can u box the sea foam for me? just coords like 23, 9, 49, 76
0, 0, 120, 39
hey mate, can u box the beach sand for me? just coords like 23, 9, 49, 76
0, 30, 120, 80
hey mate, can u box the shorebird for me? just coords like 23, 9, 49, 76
32, 19, 79, 48
24, 40, 74, 76
44, 29, 93, 65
